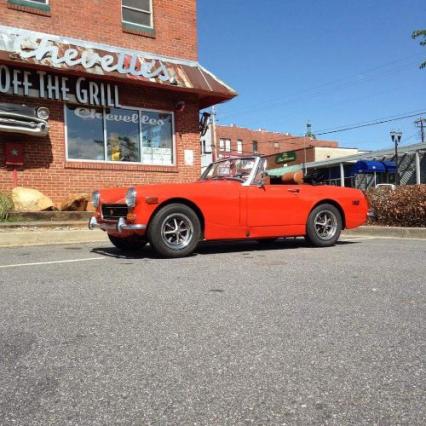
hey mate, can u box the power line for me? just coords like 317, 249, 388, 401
214, 110, 426, 151
316, 111, 426, 136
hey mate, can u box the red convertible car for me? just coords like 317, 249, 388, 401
89, 156, 368, 257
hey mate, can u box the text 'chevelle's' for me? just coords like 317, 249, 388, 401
89, 156, 369, 257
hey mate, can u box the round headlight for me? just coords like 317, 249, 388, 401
125, 187, 137, 208
37, 107, 50, 120
92, 191, 100, 208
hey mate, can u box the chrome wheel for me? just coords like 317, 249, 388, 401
160, 213, 194, 250
314, 210, 338, 240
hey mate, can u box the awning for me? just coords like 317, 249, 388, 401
382, 160, 397, 173
0, 25, 237, 109
352, 160, 386, 174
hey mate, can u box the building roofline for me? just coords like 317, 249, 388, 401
305, 142, 426, 169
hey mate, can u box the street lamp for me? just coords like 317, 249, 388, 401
390, 131, 402, 185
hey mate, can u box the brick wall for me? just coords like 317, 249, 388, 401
0, 85, 201, 202
216, 125, 337, 156
0, 0, 197, 61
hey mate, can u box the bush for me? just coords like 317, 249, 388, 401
0, 192, 14, 221
366, 184, 426, 227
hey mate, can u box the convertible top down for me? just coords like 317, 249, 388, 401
89, 156, 369, 257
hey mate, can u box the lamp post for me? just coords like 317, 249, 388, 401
390, 131, 402, 185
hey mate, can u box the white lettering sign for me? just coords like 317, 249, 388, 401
0, 64, 119, 107
74, 107, 166, 127
13, 34, 171, 82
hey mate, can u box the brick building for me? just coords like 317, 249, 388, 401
211, 124, 338, 161
0, 0, 236, 201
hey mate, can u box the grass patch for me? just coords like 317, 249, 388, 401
0, 192, 14, 222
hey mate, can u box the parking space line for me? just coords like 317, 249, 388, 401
0, 257, 106, 269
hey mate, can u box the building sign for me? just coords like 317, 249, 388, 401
276, 151, 296, 164
0, 65, 119, 107
0, 25, 172, 83
0, 25, 238, 103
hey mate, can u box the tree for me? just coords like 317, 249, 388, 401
412, 30, 426, 69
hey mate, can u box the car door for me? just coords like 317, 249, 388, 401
245, 183, 311, 233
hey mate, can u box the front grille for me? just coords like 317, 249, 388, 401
102, 204, 128, 220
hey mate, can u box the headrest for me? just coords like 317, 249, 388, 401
281, 170, 304, 184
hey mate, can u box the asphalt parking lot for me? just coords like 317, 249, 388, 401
0, 236, 425, 425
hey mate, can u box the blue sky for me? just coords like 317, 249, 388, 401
198, 0, 426, 151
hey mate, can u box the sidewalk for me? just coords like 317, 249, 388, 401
0, 222, 425, 248
0, 225, 108, 248
343, 226, 426, 239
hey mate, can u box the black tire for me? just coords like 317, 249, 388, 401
147, 203, 201, 258
306, 203, 342, 247
108, 234, 147, 251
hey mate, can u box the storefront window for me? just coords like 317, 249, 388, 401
106, 108, 140, 162
66, 105, 105, 161
141, 111, 174, 165
65, 105, 174, 165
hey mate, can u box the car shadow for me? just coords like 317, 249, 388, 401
90, 238, 358, 260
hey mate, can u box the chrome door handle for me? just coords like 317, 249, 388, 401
288, 188, 300, 193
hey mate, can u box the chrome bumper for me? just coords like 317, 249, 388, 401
88, 216, 146, 233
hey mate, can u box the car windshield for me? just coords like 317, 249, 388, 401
201, 157, 257, 182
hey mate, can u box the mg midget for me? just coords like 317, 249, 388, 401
89, 156, 369, 257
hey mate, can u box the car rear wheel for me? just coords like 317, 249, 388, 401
108, 234, 147, 251
306, 203, 342, 247
147, 203, 201, 258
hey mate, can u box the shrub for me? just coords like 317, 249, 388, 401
366, 184, 426, 227
0, 192, 14, 221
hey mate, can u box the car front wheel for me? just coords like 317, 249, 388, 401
305, 203, 342, 247
147, 203, 201, 258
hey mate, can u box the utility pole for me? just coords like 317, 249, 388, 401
211, 106, 217, 161
415, 117, 426, 144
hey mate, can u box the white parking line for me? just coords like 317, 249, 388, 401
0, 257, 106, 269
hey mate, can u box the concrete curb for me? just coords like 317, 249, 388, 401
0, 229, 108, 248
343, 226, 426, 239
0, 221, 89, 229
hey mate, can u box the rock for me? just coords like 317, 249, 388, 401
60, 193, 89, 211
12, 187, 55, 212
85, 202, 96, 212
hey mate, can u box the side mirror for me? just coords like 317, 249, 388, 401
256, 172, 269, 188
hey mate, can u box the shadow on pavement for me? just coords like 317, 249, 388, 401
91, 238, 358, 260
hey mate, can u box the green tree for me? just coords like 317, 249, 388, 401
412, 29, 426, 69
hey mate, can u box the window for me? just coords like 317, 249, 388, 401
106, 108, 140, 162
8, 0, 50, 12
201, 139, 211, 154
219, 139, 231, 152
122, 0, 153, 30
65, 105, 174, 165
252, 141, 258, 153
237, 140, 243, 154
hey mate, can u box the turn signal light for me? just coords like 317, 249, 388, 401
145, 196, 159, 205
127, 212, 137, 222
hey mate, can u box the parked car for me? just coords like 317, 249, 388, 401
0, 102, 49, 136
89, 156, 369, 257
